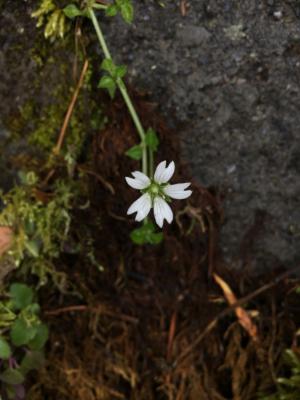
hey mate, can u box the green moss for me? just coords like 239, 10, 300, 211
8, 54, 104, 163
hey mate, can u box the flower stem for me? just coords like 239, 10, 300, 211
88, 8, 147, 174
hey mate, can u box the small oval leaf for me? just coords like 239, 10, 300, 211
0, 369, 25, 385
9, 283, 34, 310
63, 4, 82, 19
0, 336, 12, 360
125, 145, 143, 160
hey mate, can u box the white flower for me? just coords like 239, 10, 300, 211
125, 160, 192, 228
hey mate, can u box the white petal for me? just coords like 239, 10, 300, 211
125, 177, 144, 190
163, 183, 192, 199
127, 193, 151, 216
131, 171, 150, 188
125, 170, 150, 190
158, 161, 175, 184
135, 194, 151, 221
153, 196, 173, 228
154, 161, 167, 183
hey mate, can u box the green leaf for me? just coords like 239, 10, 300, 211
120, 1, 134, 23
101, 58, 115, 74
63, 4, 83, 19
10, 318, 37, 346
0, 336, 12, 360
26, 303, 41, 315
0, 369, 25, 385
25, 239, 41, 258
20, 350, 45, 373
125, 144, 143, 160
145, 128, 159, 152
130, 228, 146, 245
105, 4, 118, 17
28, 324, 49, 350
149, 231, 164, 244
115, 65, 127, 78
98, 75, 117, 99
130, 222, 164, 245
10, 283, 34, 310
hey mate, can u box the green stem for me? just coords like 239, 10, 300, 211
88, 7, 147, 174
92, 4, 108, 10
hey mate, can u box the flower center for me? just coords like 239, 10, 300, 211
149, 183, 160, 195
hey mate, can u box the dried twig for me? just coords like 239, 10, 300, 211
54, 59, 89, 154
167, 311, 177, 361
213, 272, 258, 341
78, 166, 115, 194
44, 304, 138, 324
42, 60, 89, 187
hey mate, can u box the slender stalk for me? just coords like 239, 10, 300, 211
88, 7, 147, 174
92, 4, 107, 10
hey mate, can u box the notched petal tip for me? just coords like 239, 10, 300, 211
153, 196, 173, 228
125, 177, 140, 190
160, 161, 175, 183
126, 174, 150, 190
133, 173, 150, 189
154, 160, 167, 183
163, 182, 192, 199
127, 193, 151, 222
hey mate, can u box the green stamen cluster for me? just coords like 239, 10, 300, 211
142, 181, 169, 202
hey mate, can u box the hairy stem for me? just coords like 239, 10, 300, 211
88, 8, 147, 174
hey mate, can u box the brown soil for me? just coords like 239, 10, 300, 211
28, 92, 299, 400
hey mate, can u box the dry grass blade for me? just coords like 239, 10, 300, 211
213, 273, 259, 342
54, 59, 89, 154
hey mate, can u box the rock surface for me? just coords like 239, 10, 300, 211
103, 0, 300, 268
1, 0, 300, 269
